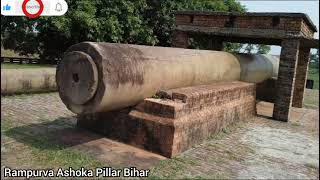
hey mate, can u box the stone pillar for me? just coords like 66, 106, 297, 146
208, 37, 223, 51
292, 47, 310, 108
273, 39, 300, 121
172, 31, 188, 48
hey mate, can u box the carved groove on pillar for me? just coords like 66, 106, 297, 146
273, 39, 300, 121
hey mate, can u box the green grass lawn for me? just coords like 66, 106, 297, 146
1, 47, 52, 69
308, 65, 319, 90
1, 63, 55, 69
303, 89, 319, 109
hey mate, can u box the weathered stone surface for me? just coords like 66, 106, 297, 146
77, 81, 256, 157
1, 68, 57, 95
57, 43, 278, 115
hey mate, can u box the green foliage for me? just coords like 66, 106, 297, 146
256, 44, 271, 54
1, 0, 270, 63
227, 43, 271, 54
308, 50, 319, 90
308, 66, 319, 90
224, 42, 242, 53
1, 17, 39, 55
310, 49, 319, 69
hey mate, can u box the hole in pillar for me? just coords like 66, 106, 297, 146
72, 73, 79, 83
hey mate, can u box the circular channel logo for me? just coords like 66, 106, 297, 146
22, 0, 44, 19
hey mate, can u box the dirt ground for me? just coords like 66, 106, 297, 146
1, 91, 319, 179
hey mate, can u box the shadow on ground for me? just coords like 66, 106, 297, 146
5, 117, 96, 149
4, 116, 165, 168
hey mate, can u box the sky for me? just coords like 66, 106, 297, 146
237, 0, 319, 55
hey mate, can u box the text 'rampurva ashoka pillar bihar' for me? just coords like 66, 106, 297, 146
56, 42, 279, 114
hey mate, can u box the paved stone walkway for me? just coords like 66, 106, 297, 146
1, 93, 319, 179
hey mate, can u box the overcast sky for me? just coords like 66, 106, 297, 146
237, 0, 319, 54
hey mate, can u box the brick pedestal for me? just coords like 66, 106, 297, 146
172, 31, 188, 48
292, 47, 310, 108
273, 39, 300, 121
77, 82, 256, 157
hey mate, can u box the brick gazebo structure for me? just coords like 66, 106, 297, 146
172, 11, 319, 121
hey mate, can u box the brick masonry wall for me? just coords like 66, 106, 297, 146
278, 17, 302, 32
175, 14, 315, 37
171, 96, 255, 156
235, 16, 273, 29
301, 20, 314, 38
138, 82, 255, 119
175, 15, 193, 25
130, 82, 256, 157
273, 39, 300, 121
193, 15, 229, 27
292, 47, 310, 108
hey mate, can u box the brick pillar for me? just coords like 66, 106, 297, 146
292, 47, 310, 108
208, 37, 223, 51
172, 31, 188, 48
273, 39, 300, 121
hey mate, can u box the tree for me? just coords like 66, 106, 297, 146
257, 44, 271, 54
310, 49, 319, 72
231, 44, 271, 54
1, 0, 270, 63
310, 49, 319, 63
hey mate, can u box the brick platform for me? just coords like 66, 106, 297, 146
77, 81, 256, 157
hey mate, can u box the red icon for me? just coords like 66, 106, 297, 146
22, 0, 44, 19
